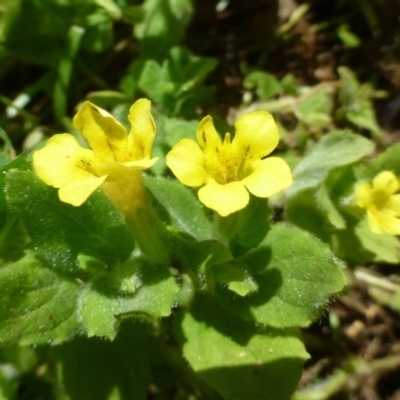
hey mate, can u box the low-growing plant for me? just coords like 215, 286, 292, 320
0, 99, 348, 400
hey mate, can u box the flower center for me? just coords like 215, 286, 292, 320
372, 189, 391, 209
205, 145, 252, 185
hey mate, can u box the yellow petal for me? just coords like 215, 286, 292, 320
59, 175, 108, 206
127, 98, 157, 161
382, 194, 400, 217
366, 209, 383, 234
372, 170, 400, 195
33, 134, 96, 188
355, 182, 372, 209
96, 158, 158, 176
73, 101, 127, 163
242, 157, 293, 198
233, 111, 279, 159
123, 158, 158, 169
166, 139, 207, 186
370, 209, 400, 235
196, 116, 222, 155
198, 180, 249, 216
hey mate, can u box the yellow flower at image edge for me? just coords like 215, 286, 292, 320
355, 170, 400, 235
33, 99, 158, 214
166, 111, 293, 216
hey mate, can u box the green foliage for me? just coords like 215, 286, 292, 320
5, 170, 133, 269
2, 1, 398, 399
177, 292, 309, 400
214, 224, 347, 327
134, 0, 194, 60
0, 142, 347, 398
285, 130, 400, 265
145, 175, 212, 241
132, 46, 217, 118
336, 66, 382, 141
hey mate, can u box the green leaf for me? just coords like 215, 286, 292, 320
176, 293, 309, 400
5, 170, 133, 272
79, 260, 179, 339
369, 286, 400, 313
162, 117, 198, 148
354, 219, 400, 264
134, 0, 193, 59
145, 175, 212, 241
216, 224, 347, 327
52, 322, 151, 400
168, 46, 217, 89
337, 67, 382, 139
0, 127, 15, 169
0, 252, 179, 343
135, 47, 217, 117
86, 90, 129, 109
94, 0, 121, 19
1, 0, 113, 65
0, 253, 82, 345
317, 184, 346, 229
137, 59, 167, 105
356, 142, 400, 180
280, 73, 299, 96
0, 153, 30, 213
243, 71, 282, 100
298, 112, 332, 128
336, 24, 361, 48
217, 196, 272, 254
53, 25, 84, 119
285, 189, 330, 241
211, 261, 258, 297
296, 86, 333, 118
287, 130, 374, 198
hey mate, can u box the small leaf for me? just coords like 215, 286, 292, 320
317, 184, 346, 229
79, 261, 179, 339
5, 170, 133, 272
217, 196, 272, 254
162, 117, 198, 148
354, 218, 400, 263
297, 86, 333, 117
243, 71, 282, 100
211, 261, 258, 296
337, 67, 382, 139
336, 24, 361, 48
52, 322, 151, 400
94, 0, 121, 19
287, 130, 374, 198
356, 142, 400, 180
137, 59, 166, 104
134, 0, 193, 59
280, 73, 299, 96
216, 224, 347, 327
145, 175, 212, 241
0, 253, 82, 345
177, 292, 309, 400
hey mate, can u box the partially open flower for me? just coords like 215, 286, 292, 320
166, 111, 293, 216
355, 170, 400, 235
33, 99, 157, 217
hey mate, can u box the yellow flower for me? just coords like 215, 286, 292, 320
33, 99, 157, 217
166, 111, 293, 216
355, 170, 400, 235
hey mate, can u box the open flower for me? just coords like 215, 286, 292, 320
33, 99, 157, 216
355, 171, 400, 235
166, 111, 292, 216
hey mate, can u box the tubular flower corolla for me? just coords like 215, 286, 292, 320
33, 99, 157, 216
